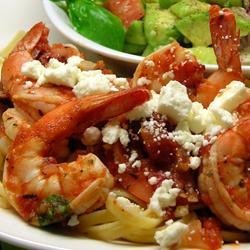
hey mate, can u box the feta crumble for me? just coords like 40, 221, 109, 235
149, 179, 180, 217
118, 163, 127, 174
102, 123, 130, 147
154, 221, 188, 249
158, 81, 192, 123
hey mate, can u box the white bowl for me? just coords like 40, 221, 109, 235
43, 0, 250, 76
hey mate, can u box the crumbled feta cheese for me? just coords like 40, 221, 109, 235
137, 77, 151, 86
118, 163, 127, 174
116, 196, 141, 212
187, 102, 209, 133
67, 214, 79, 226
23, 81, 33, 89
132, 160, 141, 168
149, 179, 180, 217
162, 70, 174, 80
82, 126, 101, 146
21, 57, 126, 97
158, 81, 192, 123
73, 70, 115, 97
45, 63, 81, 88
169, 130, 204, 156
189, 156, 201, 170
209, 81, 249, 112
102, 123, 130, 147
209, 107, 234, 127
112, 77, 129, 89
21, 60, 45, 84
154, 221, 188, 249
67, 55, 84, 67
126, 91, 159, 121
47, 58, 64, 68
144, 60, 155, 67
129, 150, 138, 163
148, 176, 158, 185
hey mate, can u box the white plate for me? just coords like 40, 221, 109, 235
0, 207, 248, 250
0, 1, 249, 249
42, 0, 250, 77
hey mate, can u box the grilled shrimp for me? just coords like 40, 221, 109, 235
199, 103, 250, 230
132, 41, 205, 93
196, 5, 244, 107
3, 88, 150, 226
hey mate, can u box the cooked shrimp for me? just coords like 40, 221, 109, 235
3, 88, 150, 226
1, 22, 78, 120
195, 5, 244, 107
199, 110, 250, 230
132, 41, 205, 93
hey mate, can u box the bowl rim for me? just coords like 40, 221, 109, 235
43, 0, 143, 64
43, 0, 250, 74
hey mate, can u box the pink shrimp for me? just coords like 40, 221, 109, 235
1, 23, 107, 121
3, 88, 150, 226
195, 5, 244, 107
199, 99, 250, 230
132, 41, 205, 93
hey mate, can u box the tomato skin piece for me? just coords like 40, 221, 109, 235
105, 0, 144, 28
202, 218, 222, 250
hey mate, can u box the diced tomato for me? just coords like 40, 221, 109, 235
202, 218, 222, 250
105, 0, 144, 28
180, 218, 222, 250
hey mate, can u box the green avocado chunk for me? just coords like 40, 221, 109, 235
188, 47, 216, 64
175, 12, 211, 47
125, 20, 147, 46
144, 3, 181, 47
206, 0, 242, 7
124, 43, 146, 54
170, 0, 210, 18
159, 0, 180, 9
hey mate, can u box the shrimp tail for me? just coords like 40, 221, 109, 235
13, 22, 50, 57
210, 5, 242, 74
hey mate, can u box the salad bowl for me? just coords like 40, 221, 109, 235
43, 0, 250, 76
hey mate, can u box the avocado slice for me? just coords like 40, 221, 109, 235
170, 0, 210, 18
206, 0, 242, 7
124, 43, 146, 55
231, 7, 250, 36
188, 47, 216, 64
125, 20, 147, 46
144, 3, 181, 47
175, 12, 211, 47
159, 0, 180, 9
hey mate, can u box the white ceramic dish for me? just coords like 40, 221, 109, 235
42, 0, 250, 76
0, 207, 248, 250
0, 1, 249, 249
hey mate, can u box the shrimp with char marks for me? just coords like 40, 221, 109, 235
3, 88, 150, 226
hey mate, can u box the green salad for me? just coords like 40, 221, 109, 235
51, 0, 250, 64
